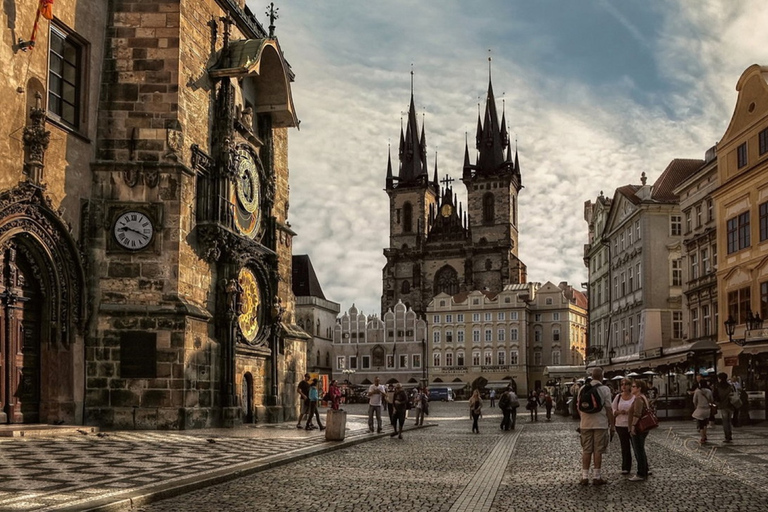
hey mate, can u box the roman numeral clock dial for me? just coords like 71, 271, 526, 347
113, 211, 154, 250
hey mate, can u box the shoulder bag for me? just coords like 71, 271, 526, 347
635, 396, 659, 434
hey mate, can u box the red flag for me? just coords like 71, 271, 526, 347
39, 0, 54, 21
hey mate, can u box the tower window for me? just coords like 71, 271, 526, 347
48, 23, 87, 130
403, 202, 413, 233
482, 193, 495, 224
434, 265, 459, 296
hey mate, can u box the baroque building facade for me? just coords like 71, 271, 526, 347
426, 282, 587, 396
714, 65, 768, 389
0, 0, 306, 429
381, 76, 527, 318
333, 302, 428, 387
582, 161, 714, 375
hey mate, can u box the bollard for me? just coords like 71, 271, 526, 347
325, 409, 347, 441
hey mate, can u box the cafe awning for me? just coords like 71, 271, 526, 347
644, 339, 719, 367
740, 341, 768, 356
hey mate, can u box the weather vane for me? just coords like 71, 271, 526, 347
266, 3, 279, 38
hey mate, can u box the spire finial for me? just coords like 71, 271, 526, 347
410, 63, 414, 96
488, 49, 492, 81
641, 171, 647, 185
265, 3, 279, 38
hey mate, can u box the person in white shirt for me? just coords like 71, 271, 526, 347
577, 367, 615, 486
367, 376, 387, 433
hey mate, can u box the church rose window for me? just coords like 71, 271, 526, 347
434, 265, 459, 296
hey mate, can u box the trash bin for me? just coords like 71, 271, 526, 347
325, 409, 347, 441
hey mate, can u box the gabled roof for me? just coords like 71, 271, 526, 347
292, 255, 326, 299
651, 159, 704, 202
451, 290, 498, 304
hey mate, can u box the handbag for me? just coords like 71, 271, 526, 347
709, 403, 718, 417
635, 398, 659, 433
729, 393, 743, 409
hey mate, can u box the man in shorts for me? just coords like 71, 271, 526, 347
577, 367, 615, 486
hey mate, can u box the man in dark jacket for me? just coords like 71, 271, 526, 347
714, 372, 735, 443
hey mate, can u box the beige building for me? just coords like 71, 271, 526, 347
0, 0, 307, 429
714, 65, 768, 391
426, 283, 587, 396
672, 146, 720, 367
584, 161, 715, 376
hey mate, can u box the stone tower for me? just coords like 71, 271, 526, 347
382, 70, 527, 318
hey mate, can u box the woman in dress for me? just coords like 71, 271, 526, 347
612, 378, 636, 475
627, 379, 651, 481
469, 389, 483, 433
692, 380, 714, 444
390, 383, 409, 439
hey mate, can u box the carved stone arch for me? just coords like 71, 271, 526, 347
0, 183, 87, 424
0, 183, 87, 345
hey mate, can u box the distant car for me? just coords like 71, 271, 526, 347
428, 387, 454, 402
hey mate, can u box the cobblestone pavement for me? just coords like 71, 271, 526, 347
3, 403, 768, 511
135, 405, 768, 512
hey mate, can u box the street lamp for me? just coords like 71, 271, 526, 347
342, 368, 356, 384
724, 315, 737, 343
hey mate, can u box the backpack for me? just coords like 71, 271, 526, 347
498, 393, 511, 410
578, 381, 603, 414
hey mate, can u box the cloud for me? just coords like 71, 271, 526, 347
268, 0, 768, 316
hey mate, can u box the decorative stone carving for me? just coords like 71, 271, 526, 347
22, 93, 50, 185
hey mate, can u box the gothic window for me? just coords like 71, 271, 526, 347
512, 196, 517, 226
401, 280, 410, 294
326, 352, 330, 367
413, 264, 421, 287
434, 265, 459, 296
316, 350, 320, 365
316, 319, 321, 335
485, 259, 492, 271
483, 193, 495, 224
403, 202, 413, 233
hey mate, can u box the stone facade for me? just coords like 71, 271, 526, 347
382, 78, 526, 318
426, 283, 587, 396
0, 0, 306, 429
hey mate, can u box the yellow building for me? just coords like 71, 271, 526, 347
715, 65, 768, 393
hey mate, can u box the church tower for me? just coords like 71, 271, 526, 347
462, 71, 527, 289
382, 83, 439, 315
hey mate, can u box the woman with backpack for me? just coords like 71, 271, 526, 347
469, 389, 483, 433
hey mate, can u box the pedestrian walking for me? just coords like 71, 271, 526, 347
367, 376, 387, 433
714, 372, 735, 443
526, 391, 538, 422
627, 379, 651, 481
390, 383, 408, 439
499, 389, 512, 430
469, 389, 483, 433
413, 387, 426, 426
296, 373, 310, 429
305, 379, 325, 431
543, 391, 553, 421
692, 380, 714, 444
611, 378, 635, 476
489, 389, 496, 408
577, 367, 615, 486
385, 384, 396, 430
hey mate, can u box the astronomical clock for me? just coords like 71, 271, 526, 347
232, 147, 263, 239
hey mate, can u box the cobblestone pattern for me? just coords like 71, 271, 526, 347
491, 419, 768, 512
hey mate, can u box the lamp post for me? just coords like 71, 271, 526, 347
342, 368, 356, 385
420, 339, 427, 389
725, 311, 763, 346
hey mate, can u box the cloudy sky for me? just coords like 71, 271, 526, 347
257, 0, 768, 316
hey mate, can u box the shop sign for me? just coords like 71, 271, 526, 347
724, 356, 739, 367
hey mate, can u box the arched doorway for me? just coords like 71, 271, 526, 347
0, 183, 86, 425
242, 372, 254, 423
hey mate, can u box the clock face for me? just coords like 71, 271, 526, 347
236, 152, 260, 214
238, 268, 260, 342
441, 204, 453, 217
113, 211, 153, 250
